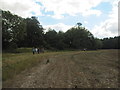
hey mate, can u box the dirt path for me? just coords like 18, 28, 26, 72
3, 51, 118, 88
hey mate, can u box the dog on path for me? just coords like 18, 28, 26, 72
46, 59, 49, 64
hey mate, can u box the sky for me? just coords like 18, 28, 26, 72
0, 0, 119, 38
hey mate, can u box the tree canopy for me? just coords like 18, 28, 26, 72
2, 10, 119, 51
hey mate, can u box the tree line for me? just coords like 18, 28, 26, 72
2, 10, 120, 51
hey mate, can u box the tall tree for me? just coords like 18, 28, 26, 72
56, 31, 67, 50
64, 24, 96, 49
25, 16, 44, 47
2, 10, 26, 49
44, 28, 58, 49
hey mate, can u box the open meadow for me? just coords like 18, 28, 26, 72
2, 49, 119, 88
2, 0, 120, 88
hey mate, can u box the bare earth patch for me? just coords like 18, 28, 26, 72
3, 50, 119, 88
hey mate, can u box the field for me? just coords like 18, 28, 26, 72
2, 49, 119, 88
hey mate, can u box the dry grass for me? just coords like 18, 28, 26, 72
2, 50, 75, 81
2, 49, 119, 88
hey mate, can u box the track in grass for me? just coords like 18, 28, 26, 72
3, 50, 118, 88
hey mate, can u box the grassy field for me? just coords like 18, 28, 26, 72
2, 48, 74, 81
2, 49, 119, 88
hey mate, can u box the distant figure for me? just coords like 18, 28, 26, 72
32, 47, 35, 55
83, 48, 87, 51
46, 59, 49, 64
37, 48, 40, 54
35, 48, 38, 53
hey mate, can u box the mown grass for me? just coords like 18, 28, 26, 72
73, 49, 119, 87
2, 49, 119, 82
2, 48, 76, 81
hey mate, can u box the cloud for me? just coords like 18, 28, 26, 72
36, 0, 111, 19
91, 0, 118, 38
52, 14, 64, 19
84, 21, 88, 24
44, 23, 72, 32
82, 9, 102, 16
0, 0, 43, 18
0, 0, 116, 19
91, 19, 118, 38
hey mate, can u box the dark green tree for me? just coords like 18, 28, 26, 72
64, 24, 96, 49
102, 36, 120, 49
2, 10, 26, 49
94, 38, 103, 49
56, 31, 67, 50
44, 28, 58, 49
25, 16, 44, 47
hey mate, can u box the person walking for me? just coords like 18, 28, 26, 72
35, 48, 38, 53
37, 48, 40, 54
32, 47, 35, 55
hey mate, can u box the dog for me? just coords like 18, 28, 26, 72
46, 59, 49, 64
